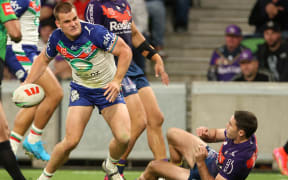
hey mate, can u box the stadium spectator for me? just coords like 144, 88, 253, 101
273, 142, 288, 175
128, 0, 149, 72
257, 21, 288, 81
207, 24, 245, 81
249, 0, 288, 37
232, 49, 273, 81
65, 0, 89, 20
146, 0, 166, 56
38, 18, 72, 80
30, 2, 132, 180
139, 111, 258, 180
6, 0, 63, 162
166, 0, 190, 32
85, 0, 170, 179
0, 1, 26, 180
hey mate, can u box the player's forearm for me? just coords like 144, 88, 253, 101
25, 56, 49, 84
196, 160, 215, 180
114, 48, 132, 84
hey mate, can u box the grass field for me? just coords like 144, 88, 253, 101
0, 169, 288, 180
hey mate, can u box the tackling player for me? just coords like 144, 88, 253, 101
85, 1, 169, 178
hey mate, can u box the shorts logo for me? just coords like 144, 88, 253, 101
71, 90, 80, 102
2, 3, 15, 15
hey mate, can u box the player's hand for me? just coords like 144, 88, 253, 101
154, 59, 169, 86
103, 80, 121, 103
196, 126, 209, 139
195, 144, 208, 162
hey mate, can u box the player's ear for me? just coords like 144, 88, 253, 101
238, 129, 245, 138
55, 20, 60, 28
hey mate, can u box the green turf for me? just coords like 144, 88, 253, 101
0, 169, 287, 180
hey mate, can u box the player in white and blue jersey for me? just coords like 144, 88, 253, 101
5, 0, 63, 162
22, 2, 131, 180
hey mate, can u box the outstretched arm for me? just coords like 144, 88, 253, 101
131, 21, 169, 85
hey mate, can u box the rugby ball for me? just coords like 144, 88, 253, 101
12, 83, 45, 108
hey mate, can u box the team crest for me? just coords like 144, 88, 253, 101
61, 48, 67, 55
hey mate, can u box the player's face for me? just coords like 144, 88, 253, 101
225, 35, 242, 51
226, 116, 239, 140
56, 9, 81, 40
264, 29, 281, 48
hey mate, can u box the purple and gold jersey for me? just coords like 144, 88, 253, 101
85, 0, 144, 77
217, 131, 258, 180
46, 21, 118, 88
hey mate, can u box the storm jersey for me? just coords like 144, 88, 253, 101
46, 22, 118, 88
7, 0, 40, 48
217, 131, 258, 180
85, 0, 144, 77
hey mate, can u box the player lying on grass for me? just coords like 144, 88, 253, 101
138, 110, 258, 180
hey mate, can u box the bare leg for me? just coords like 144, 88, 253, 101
12, 68, 62, 135
102, 103, 131, 159
121, 93, 147, 160
139, 160, 190, 180
32, 68, 63, 129
45, 106, 93, 173
138, 87, 167, 160
167, 128, 206, 168
0, 103, 9, 142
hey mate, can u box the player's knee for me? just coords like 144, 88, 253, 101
147, 160, 161, 173
47, 87, 63, 104
147, 111, 164, 128
63, 137, 81, 151
167, 128, 179, 143
117, 133, 130, 146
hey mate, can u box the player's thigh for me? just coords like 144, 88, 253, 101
64, 106, 93, 143
138, 86, 163, 123
35, 68, 62, 96
167, 128, 207, 161
101, 103, 130, 139
124, 93, 147, 126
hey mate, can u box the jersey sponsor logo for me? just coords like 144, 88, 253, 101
85, 3, 95, 24
101, 5, 132, 22
84, 25, 93, 35
2, 3, 15, 15
109, 21, 131, 31
223, 159, 234, 175
103, 32, 114, 47
10, 0, 22, 14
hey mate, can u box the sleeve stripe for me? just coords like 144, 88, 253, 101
108, 35, 118, 53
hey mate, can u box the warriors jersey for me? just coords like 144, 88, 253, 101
46, 22, 118, 88
7, 0, 40, 48
217, 131, 258, 180
85, 0, 144, 77
0, 0, 17, 60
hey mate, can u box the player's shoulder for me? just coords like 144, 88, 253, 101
49, 28, 62, 42
88, 0, 106, 5
10, 0, 30, 17
82, 21, 107, 33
